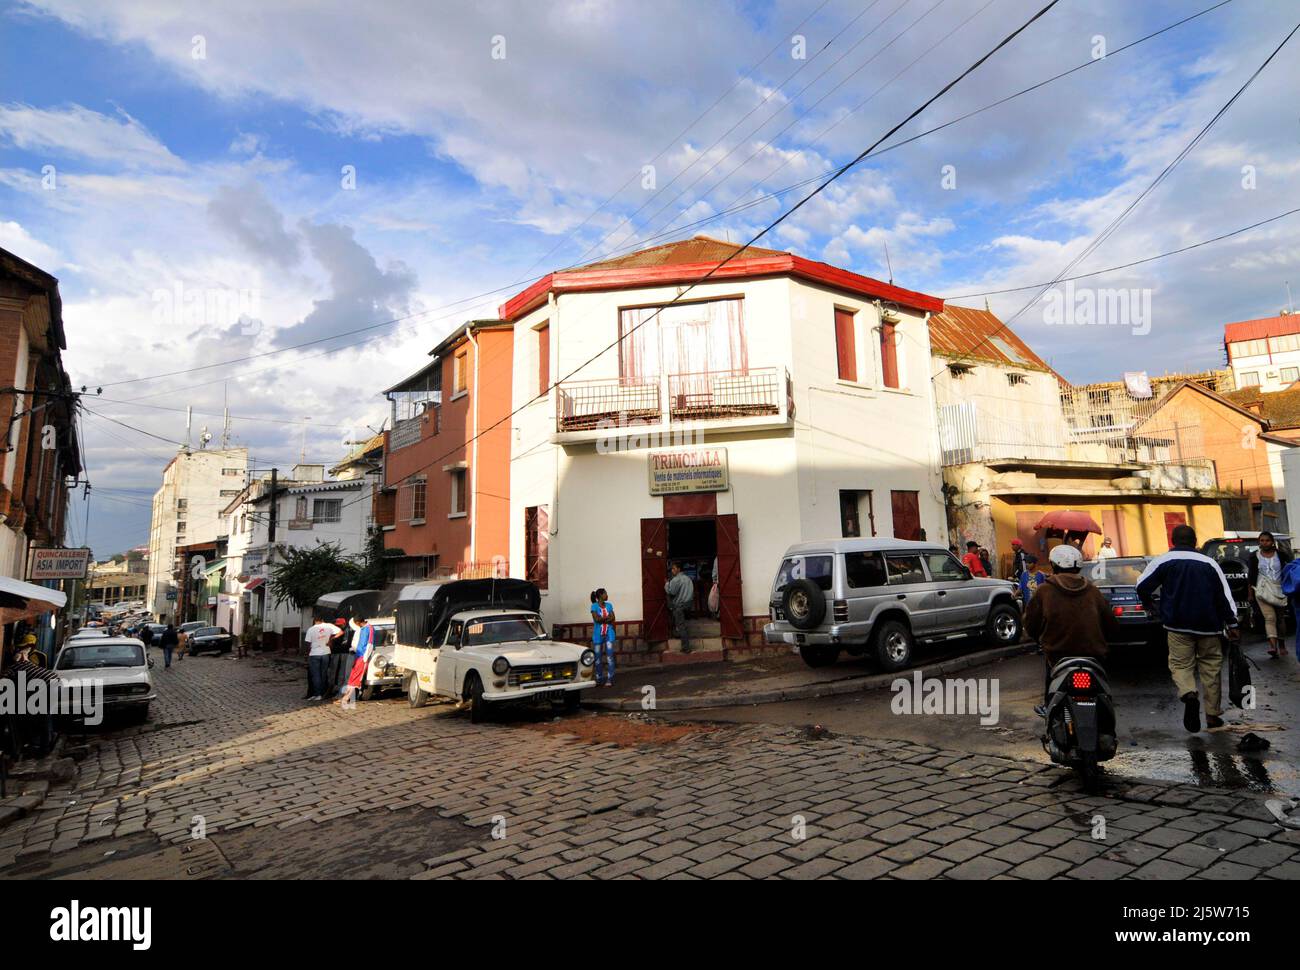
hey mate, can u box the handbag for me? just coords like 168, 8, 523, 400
1256, 572, 1288, 608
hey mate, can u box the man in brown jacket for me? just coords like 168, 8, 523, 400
1024, 543, 1119, 715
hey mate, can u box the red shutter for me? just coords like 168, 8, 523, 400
537, 323, 549, 396
880, 321, 899, 388
640, 518, 669, 641
716, 513, 744, 640
834, 308, 856, 382
890, 490, 921, 541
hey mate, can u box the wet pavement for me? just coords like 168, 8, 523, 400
665, 632, 1300, 798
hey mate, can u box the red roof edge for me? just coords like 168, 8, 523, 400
497, 255, 943, 321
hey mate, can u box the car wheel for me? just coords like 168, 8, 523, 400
782, 579, 827, 631
466, 673, 490, 724
985, 602, 1021, 647
874, 619, 914, 672
798, 644, 839, 668
407, 674, 429, 709
360, 684, 376, 702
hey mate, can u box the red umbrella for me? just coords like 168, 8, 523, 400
1033, 510, 1102, 535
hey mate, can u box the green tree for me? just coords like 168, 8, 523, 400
267, 542, 363, 611
355, 529, 389, 590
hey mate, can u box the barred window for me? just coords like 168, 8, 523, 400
312, 498, 342, 523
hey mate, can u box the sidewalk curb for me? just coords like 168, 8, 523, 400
584, 642, 1037, 712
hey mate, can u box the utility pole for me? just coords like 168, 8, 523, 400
263, 468, 277, 652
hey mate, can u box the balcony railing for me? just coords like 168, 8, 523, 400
556, 367, 786, 434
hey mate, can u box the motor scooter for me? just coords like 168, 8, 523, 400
1041, 656, 1117, 790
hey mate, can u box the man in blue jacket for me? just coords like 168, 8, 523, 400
1136, 524, 1239, 733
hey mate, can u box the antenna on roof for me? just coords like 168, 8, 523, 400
1286, 281, 1295, 315
882, 239, 894, 285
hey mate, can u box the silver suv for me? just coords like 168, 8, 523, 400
764, 538, 1022, 670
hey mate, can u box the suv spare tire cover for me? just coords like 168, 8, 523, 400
782, 578, 827, 630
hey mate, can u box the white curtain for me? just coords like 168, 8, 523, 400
618, 299, 747, 380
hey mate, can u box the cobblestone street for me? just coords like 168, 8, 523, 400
2, 649, 1298, 880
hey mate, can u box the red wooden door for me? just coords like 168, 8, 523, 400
716, 513, 744, 640
891, 490, 921, 541
1164, 511, 1187, 549
640, 518, 669, 641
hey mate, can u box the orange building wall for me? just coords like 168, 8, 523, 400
1151, 389, 1276, 502
384, 324, 513, 573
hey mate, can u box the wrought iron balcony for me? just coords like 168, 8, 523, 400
555, 367, 789, 436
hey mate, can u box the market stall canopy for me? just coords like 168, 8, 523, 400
0, 576, 67, 625
1033, 510, 1103, 535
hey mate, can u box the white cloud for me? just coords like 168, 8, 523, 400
0, 102, 184, 170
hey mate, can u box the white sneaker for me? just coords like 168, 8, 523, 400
307, 695, 322, 701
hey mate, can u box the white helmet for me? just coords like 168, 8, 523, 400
1049, 544, 1083, 569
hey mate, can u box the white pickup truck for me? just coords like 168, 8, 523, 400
394, 579, 595, 723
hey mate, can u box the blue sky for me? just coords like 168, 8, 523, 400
1, 0, 1298, 555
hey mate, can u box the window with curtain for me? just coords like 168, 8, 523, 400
617, 298, 747, 382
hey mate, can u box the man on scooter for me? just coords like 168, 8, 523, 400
1024, 543, 1119, 716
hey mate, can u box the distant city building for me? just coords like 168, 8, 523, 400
1224, 312, 1300, 392
146, 447, 248, 618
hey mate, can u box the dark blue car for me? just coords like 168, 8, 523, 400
1082, 557, 1165, 648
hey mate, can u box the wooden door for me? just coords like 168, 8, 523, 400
1164, 511, 1187, 549
891, 490, 921, 541
716, 513, 744, 640
640, 518, 669, 641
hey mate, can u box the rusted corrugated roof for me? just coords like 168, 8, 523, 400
1224, 313, 1300, 343
928, 305, 1055, 373
1222, 385, 1300, 429
577, 235, 786, 271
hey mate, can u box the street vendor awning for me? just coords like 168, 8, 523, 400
244, 577, 265, 592
1033, 510, 1103, 534
203, 559, 226, 577
0, 576, 67, 625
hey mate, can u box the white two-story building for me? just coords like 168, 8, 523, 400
1225, 312, 1300, 392
502, 235, 948, 664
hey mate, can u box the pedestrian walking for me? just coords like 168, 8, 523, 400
1009, 538, 1027, 581
303, 616, 336, 701
1136, 524, 1239, 733
327, 617, 352, 697
139, 624, 154, 649
665, 562, 695, 654
159, 622, 179, 669
978, 547, 993, 576
338, 615, 375, 710
1018, 554, 1047, 605
961, 541, 987, 577
1247, 531, 1291, 658
1024, 543, 1118, 716
589, 589, 616, 686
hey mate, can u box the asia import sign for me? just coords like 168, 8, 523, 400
648, 448, 729, 495
29, 547, 92, 580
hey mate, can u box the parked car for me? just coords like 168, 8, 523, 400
394, 578, 595, 722
313, 589, 402, 700
53, 636, 155, 724
177, 620, 207, 650
185, 626, 236, 655
66, 628, 111, 643
1082, 556, 1165, 647
1201, 533, 1294, 634
764, 538, 1022, 670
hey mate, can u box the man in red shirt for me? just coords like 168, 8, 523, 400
962, 540, 988, 577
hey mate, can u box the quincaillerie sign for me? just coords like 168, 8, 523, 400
29, 548, 91, 580
648, 448, 729, 496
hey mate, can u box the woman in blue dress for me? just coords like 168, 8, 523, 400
590, 589, 616, 687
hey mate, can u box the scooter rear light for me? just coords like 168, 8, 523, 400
1071, 671, 1092, 690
